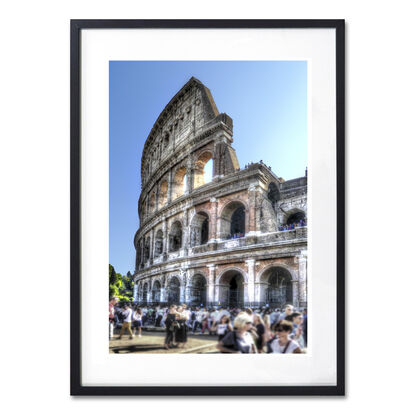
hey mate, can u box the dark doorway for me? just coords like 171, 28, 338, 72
230, 206, 245, 236
167, 277, 180, 304
201, 218, 209, 244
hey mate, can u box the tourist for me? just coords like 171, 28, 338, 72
254, 314, 266, 353
155, 307, 163, 327
267, 320, 302, 353
278, 304, 294, 323
302, 308, 308, 347
164, 305, 177, 350
270, 308, 280, 329
216, 315, 232, 341
132, 307, 143, 337
286, 312, 305, 348
118, 303, 134, 340
109, 296, 119, 340
216, 312, 257, 353
174, 305, 189, 348
200, 308, 210, 334
193, 307, 203, 333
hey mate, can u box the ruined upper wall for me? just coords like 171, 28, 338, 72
140, 77, 221, 185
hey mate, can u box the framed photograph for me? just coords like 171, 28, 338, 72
71, 19, 345, 395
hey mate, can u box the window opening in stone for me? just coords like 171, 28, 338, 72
189, 275, 207, 306
159, 180, 168, 207
152, 281, 161, 303
169, 221, 182, 252
143, 283, 149, 305
194, 152, 213, 189
167, 277, 180, 304
265, 267, 293, 308
173, 167, 187, 199
154, 230, 163, 257
230, 206, 245, 237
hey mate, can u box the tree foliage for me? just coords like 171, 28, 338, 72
109, 264, 134, 304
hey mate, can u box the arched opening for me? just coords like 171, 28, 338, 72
172, 167, 187, 200
190, 211, 209, 247
144, 237, 150, 262
149, 192, 156, 213
268, 182, 280, 209
152, 280, 161, 303
154, 229, 163, 257
162, 132, 169, 151
189, 275, 207, 306
158, 180, 168, 208
169, 221, 182, 252
142, 282, 149, 305
219, 201, 247, 239
167, 276, 181, 304
219, 270, 245, 307
286, 211, 306, 226
261, 267, 293, 307
194, 152, 213, 189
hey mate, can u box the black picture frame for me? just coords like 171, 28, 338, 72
70, 19, 345, 396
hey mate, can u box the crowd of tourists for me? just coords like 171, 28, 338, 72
278, 219, 307, 232
109, 297, 307, 354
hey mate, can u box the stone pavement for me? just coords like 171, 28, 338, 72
109, 331, 219, 354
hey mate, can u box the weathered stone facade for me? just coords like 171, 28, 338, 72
133, 77, 307, 308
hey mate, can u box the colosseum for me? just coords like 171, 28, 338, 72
133, 77, 307, 309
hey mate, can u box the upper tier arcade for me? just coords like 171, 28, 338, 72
138, 77, 240, 223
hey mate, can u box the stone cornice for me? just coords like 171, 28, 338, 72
133, 237, 307, 280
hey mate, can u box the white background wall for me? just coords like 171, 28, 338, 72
1, 0, 414, 412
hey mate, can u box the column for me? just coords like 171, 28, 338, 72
186, 156, 194, 194
147, 280, 153, 304
167, 169, 173, 203
149, 228, 155, 261
207, 264, 217, 305
247, 183, 258, 235
297, 251, 307, 307
245, 259, 256, 307
162, 217, 167, 255
155, 184, 160, 211
183, 208, 189, 255
292, 280, 299, 308
209, 197, 218, 241
160, 274, 167, 303
133, 281, 138, 302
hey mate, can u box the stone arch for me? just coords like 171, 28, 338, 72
194, 151, 214, 189
188, 274, 207, 306
218, 200, 247, 239
142, 281, 149, 305
154, 229, 163, 257
217, 268, 247, 307
151, 280, 161, 303
158, 180, 168, 208
169, 220, 182, 252
258, 266, 293, 307
217, 266, 248, 284
144, 236, 150, 262
189, 211, 209, 246
166, 275, 181, 304
283, 208, 307, 227
172, 166, 187, 200
149, 191, 156, 213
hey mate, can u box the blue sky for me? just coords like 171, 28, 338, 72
110, 61, 307, 275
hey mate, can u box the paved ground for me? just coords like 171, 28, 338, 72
109, 330, 219, 354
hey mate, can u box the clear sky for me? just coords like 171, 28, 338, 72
110, 61, 307, 275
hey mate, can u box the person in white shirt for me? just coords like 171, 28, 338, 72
267, 320, 302, 354
118, 304, 134, 340
132, 307, 143, 337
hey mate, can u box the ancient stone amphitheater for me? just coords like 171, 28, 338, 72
133, 77, 307, 308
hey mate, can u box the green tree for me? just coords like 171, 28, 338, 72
109, 264, 134, 304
